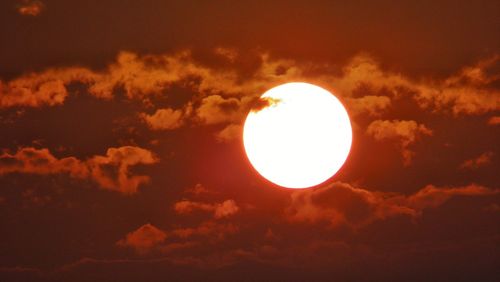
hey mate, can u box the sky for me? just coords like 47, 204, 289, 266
0, 0, 499, 281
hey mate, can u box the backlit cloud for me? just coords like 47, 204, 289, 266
116, 224, 167, 255
488, 116, 500, 125
174, 199, 240, 219
214, 200, 240, 219
0, 67, 96, 108
141, 108, 185, 130
87, 146, 159, 194
1, 2, 499, 280
344, 95, 391, 116
17, 0, 44, 16
286, 182, 499, 228
184, 183, 212, 195
174, 200, 214, 214
416, 55, 500, 115
0, 146, 158, 194
459, 151, 494, 170
332, 54, 500, 115
196, 95, 243, 125
171, 221, 239, 240
214, 124, 242, 143
1, 50, 497, 120
366, 119, 432, 165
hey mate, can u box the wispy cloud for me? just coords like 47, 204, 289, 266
174, 199, 240, 219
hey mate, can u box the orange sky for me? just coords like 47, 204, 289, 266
0, 0, 499, 281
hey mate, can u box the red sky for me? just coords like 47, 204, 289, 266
0, 0, 499, 281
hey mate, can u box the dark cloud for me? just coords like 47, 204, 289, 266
247, 96, 281, 113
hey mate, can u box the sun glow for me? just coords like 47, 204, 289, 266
243, 82, 352, 189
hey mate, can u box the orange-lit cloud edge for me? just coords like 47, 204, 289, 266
0, 47, 499, 277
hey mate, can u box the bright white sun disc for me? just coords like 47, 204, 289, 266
243, 82, 352, 189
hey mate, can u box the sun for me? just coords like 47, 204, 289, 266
243, 82, 352, 189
